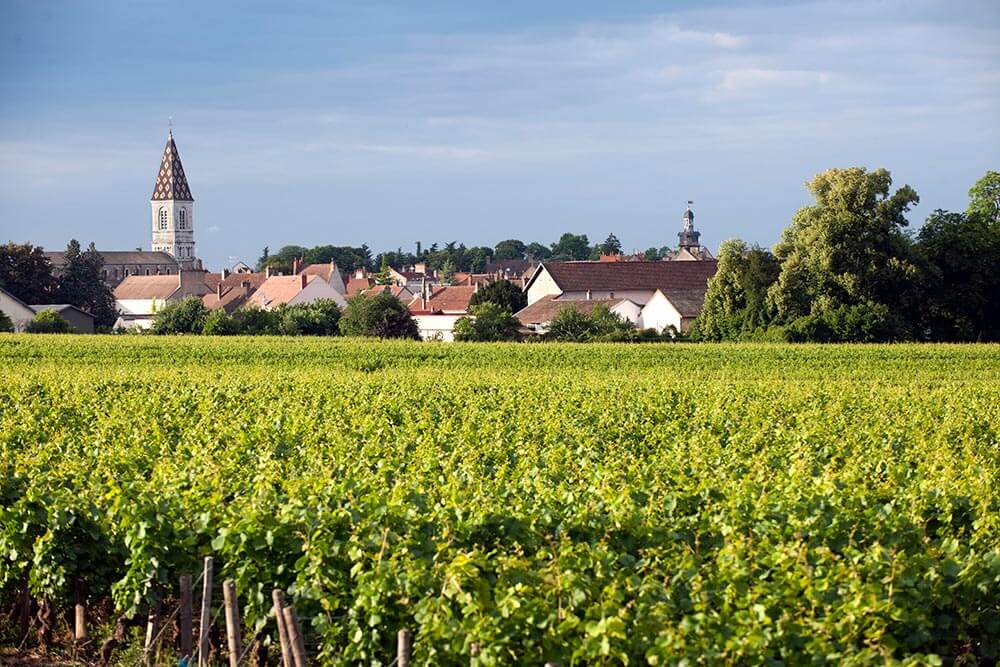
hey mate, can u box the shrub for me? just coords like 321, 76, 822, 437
0, 310, 13, 333
339, 293, 419, 339
201, 310, 240, 335
232, 307, 279, 335
26, 310, 72, 333
454, 302, 520, 342
151, 297, 209, 335
276, 300, 341, 336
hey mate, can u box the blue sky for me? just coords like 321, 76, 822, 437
1, 0, 998, 268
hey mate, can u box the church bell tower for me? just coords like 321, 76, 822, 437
151, 130, 197, 268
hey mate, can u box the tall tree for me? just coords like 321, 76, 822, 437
766, 167, 922, 341
550, 233, 591, 261
0, 242, 56, 303
693, 239, 780, 340
967, 170, 1000, 224
56, 240, 118, 329
525, 242, 551, 261
917, 208, 1000, 341
468, 279, 527, 313
494, 239, 526, 260
600, 233, 622, 255
453, 302, 521, 342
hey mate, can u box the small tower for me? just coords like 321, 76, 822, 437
677, 201, 701, 250
150, 130, 197, 268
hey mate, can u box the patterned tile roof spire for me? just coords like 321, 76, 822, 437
151, 130, 194, 201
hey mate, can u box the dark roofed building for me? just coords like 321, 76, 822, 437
44, 250, 180, 288
29, 304, 95, 333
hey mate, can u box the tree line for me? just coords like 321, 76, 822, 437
692, 168, 999, 342
257, 232, 634, 275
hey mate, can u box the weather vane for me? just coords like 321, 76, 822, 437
168, 115, 173, 135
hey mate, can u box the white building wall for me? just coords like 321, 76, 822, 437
151, 200, 196, 267
413, 314, 464, 342
116, 298, 169, 316
526, 268, 562, 305
610, 300, 642, 326
637, 290, 684, 333
0, 290, 36, 331
560, 289, 657, 305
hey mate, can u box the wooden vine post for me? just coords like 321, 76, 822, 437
282, 605, 308, 667
198, 556, 214, 667
272, 589, 293, 667
397, 628, 412, 667
180, 573, 193, 659
74, 578, 87, 641
223, 579, 242, 667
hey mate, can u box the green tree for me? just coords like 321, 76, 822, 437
600, 233, 622, 255
967, 170, 1000, 223
525, 242, 551, 261
694, 239, 780, 341
56, 240, 118, 329
201, 309, 240, 335
257, 246, 269, 270
466, 246, 494, 273
453, 302, 520, 342
26, 310, 71, 334
588, 304, 634, 340
232, 307, 279, 335
468, 279, 527, 313
372, 256, 393, 285
550, 233, 591, 261
0, 242, 56, 303
544, 305, 595, 341
151, 297, 209, 334
339, 293, 419, 339
766, 167, 922, 341
439, 259, 456, 285
916, 209, 1000, 341
642, 247, 662, 261
275, 300, 342, 336
0, 310, 14, 333
494, 239, 526, 260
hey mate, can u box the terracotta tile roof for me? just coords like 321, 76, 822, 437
515, 296, 628, 325
299, 263, 338, 282
532, 260, 717, 318
361, 284, 413, 300
409, 285, 476, 314
151, 132, 193, 201
247, 274, 316, 308
203, 273, 223, 290
113, 275, 181, 300
346, 276, 372, 296
485, 259, 535, 276
202, 273, 267, 313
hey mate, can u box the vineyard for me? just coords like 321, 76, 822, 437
1, 336, 998, 665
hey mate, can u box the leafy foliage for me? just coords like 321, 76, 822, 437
55, 240, 118, 329
339, 293, 419, 339
0, 338, 997, 664
544, 304, 633, 342
151, 296, 209, 334
25, 310, 71, 333
453, 302, 520, 342
694, 239, 780, 341
0, 242, 57, 304
468, 279, 527, 314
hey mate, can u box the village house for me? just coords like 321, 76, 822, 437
0, 288, 98, 332
246, 273, 347, 310
202, 272, 268, 313
518, 260, 717, 334
113, 270, 215, 329
407, 284, 477, 341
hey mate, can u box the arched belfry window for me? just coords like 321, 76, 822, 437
158, 208, 168, 230
179, 209, 187, 229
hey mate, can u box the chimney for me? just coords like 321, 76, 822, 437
222, 267, 230, 279
217, 282, 224, 299
266, 266, 273, 278
609, 291, 615, 299
300, 273, 308, 290
586, 289, 592, 300
292, 257, 301, 275
241, 280, 252, 296
474, 282, 479, 294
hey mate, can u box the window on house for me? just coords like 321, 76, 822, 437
146, 268, 151, 275
179, 209, 187, 229
158, 208, 168, 230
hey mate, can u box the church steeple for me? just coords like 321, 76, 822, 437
150, 130, 198, 268
678, 201, 701, 249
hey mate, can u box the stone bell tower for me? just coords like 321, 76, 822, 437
150, 130, 198, 268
